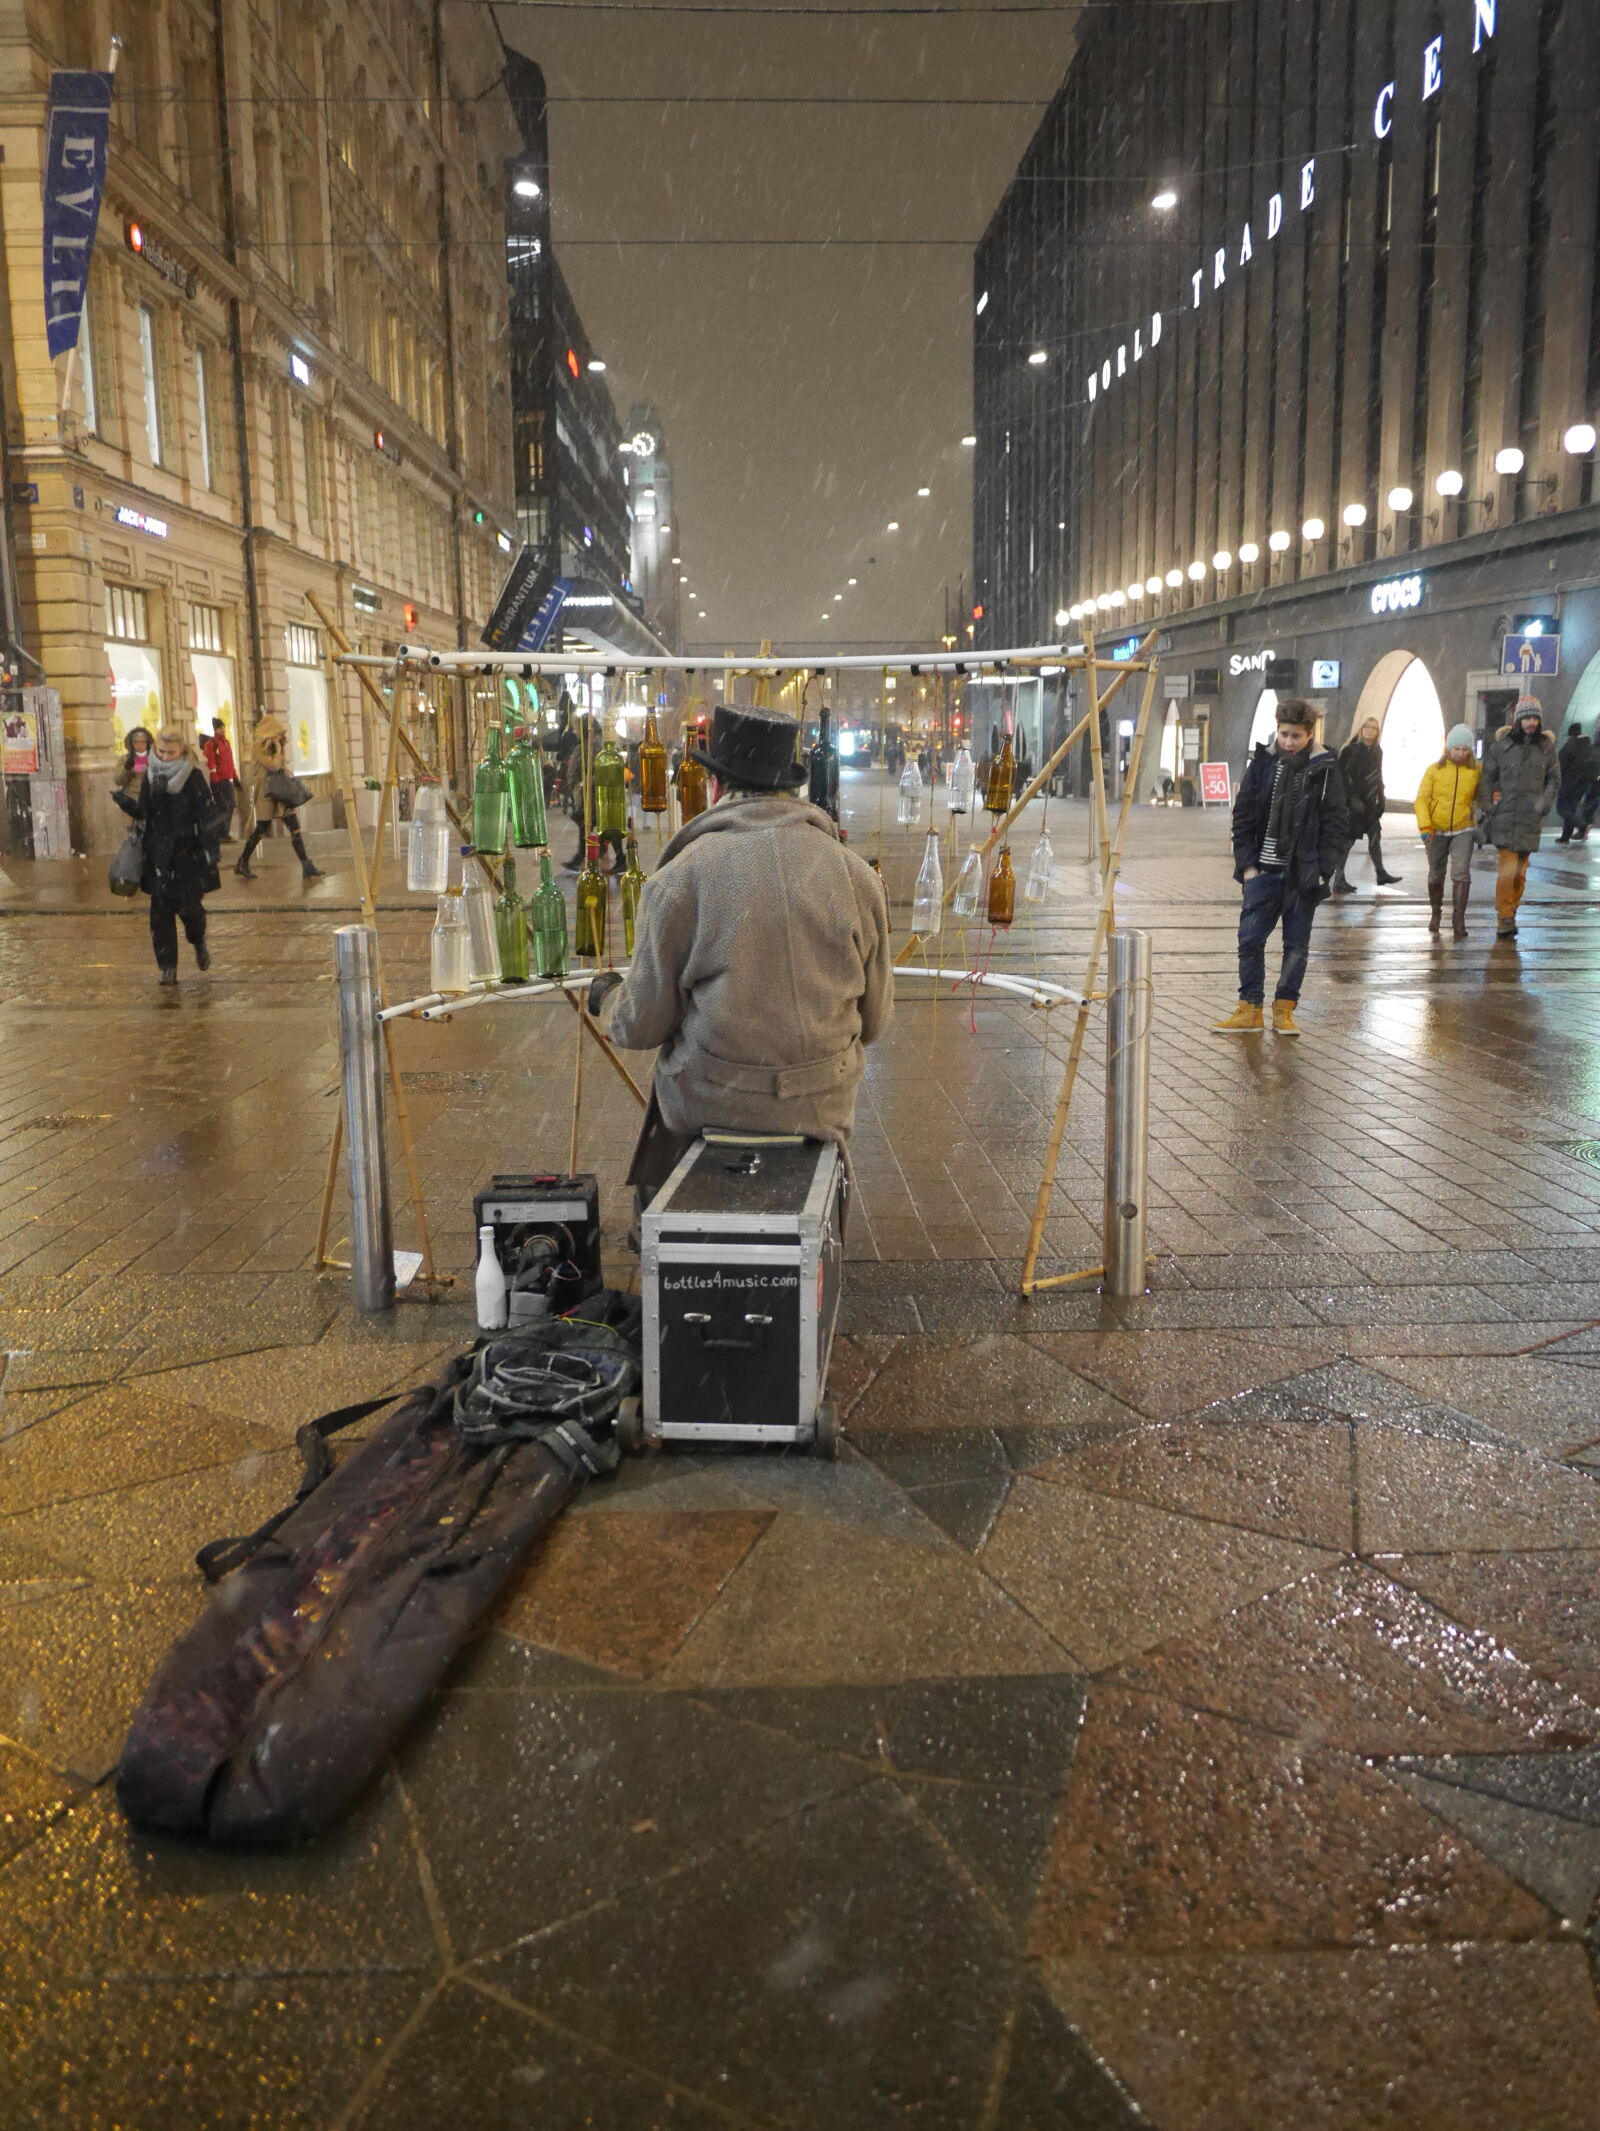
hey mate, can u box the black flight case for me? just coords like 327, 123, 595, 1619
630, 1133, 847, 1458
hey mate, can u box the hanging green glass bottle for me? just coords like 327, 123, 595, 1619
575, 835, 608, 961
530, 851, 568, 979
620, 825, 647, 955
506, 726, 548, 848
472, 722, 511, 854
495, 852, 530, 983
592, 732, 628, 839
638, 707, 669, 814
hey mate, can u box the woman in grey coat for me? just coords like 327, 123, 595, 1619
1478, 696, 1559, 938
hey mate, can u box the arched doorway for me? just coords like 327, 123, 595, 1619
1159, 704, 1181, 787
1567, 648, 1600, 734
1353, 651, 1444, 801
1247, 688, 1279, 753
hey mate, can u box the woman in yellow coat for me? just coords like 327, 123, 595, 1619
1414, 725, 1481, 939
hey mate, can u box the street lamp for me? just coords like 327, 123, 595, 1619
1151, 189, 1179, 211
960, 434, 977, 448
1564, 423, 1598, 455
1302, 517, 1326, 541
1435, 470, 1465, 497
1494, 447, 1525, 475
1238, 542, 1260, 564
1027, 350, 1048, 367
1145, 575, 1164, 594
1387, 486, 1415, 511
1213, 550, 1233, 571
1165, 568, 1184, 588
1187, 560, 1206, 581
1268, 530, 1292, 553
1342, 503, 1368, 527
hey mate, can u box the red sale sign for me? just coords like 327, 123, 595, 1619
1199, 762, 1232, 806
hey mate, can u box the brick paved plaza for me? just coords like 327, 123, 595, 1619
3, 774, 1600, 2128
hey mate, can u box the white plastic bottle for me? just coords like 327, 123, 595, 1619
430, 890, 471, 994
911, 830, 943, 935
897, 757, 924, 826
947, 746, 975, 815
952, 847, 984, 917
462, 862, 501, 986
1025, 829, 1054, 903
474, 1224, 508, 1331
407, 782, 452, 894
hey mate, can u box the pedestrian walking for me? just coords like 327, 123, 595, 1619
115, 726, 154, 805
200, 717, 240, 842
1414, 726, 1481, 939
1478, 693, 1559, 938
1213, 699, 1348, 1038
233, 710, 324, 881
1555, 722, 1596, 844
1330, 717, 1402, 891
111, 727, 219, 987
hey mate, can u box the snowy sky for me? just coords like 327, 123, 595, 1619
496, 0, 1080, 648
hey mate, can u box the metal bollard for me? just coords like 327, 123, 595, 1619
335, 925, 394, 1313
1103, 928, 1152, 1298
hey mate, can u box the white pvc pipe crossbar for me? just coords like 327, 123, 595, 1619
338, 641, 1144, 679
379, 965, 1085, 1023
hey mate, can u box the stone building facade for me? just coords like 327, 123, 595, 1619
7, 0, 520, 851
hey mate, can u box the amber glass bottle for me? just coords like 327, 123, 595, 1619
984, 732, 1016, 816
987, 844, 1016, 927
638, 708, 669, 814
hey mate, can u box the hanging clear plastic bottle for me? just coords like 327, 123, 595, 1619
911, 831, 943, 936
897, 756, 924, 826
948, 744, 975, 816
463, 862, 501, 985
1024, 829, 1054, 903
496, 853, 530, 983
472, 723, 511, 854
429, 889, 471, 993
951, 846, 984, 917
530, 850, 568, 979
619, 826, 647, 956
407, 781, 451, 894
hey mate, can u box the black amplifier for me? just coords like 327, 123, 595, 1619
639, 1134, 846, 1456
472, 1173, 602, 1284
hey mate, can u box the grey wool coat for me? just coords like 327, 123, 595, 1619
601, 793, 894, 1144
1479, 722, 1560, 853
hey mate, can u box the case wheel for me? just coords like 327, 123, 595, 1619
813, 1400, 840, 1461
616, 1397, 644, 1455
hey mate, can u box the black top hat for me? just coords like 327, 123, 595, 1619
688, 704, 806, 790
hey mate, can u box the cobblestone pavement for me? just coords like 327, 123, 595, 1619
3, 776, 1600, 2127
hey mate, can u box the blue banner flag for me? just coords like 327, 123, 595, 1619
43, 70, 113, 361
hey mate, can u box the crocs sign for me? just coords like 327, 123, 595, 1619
1369, 574, 1425, 616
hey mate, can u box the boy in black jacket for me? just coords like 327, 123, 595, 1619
1215, 700, 1349, 1037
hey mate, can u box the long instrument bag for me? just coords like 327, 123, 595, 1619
116, 1355, 610, 1846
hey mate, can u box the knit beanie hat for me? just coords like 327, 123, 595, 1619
1445, 724, 1475, 751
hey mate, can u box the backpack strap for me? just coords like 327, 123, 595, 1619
196, 1393, 402, 1583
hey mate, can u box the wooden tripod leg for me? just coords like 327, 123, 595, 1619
560, 986, 647, 1107
314, 1106, 344, 1269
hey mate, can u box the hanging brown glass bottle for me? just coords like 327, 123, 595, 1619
985, 730, 1016, 815
987, 845, 1016, 928
638, 707, 669, 814
678, 725, 709, 823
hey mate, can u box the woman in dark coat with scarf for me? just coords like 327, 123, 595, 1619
1331, 717, 1402, 890
112, 727, 220, 986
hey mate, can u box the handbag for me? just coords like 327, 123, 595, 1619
108, 829, 144, 897
265, 768, 313, 809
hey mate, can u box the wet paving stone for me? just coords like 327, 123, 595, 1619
981, 1476, 1335, 1671
0, 1381, 277, 1519
1029, 1688, 1552, 1957
0, 1971, 426, 2131
1381, 1550, 1600, 1710
657, 1513, 1070, 1687
1365, 1352, 1600, 1458
1032, 1412, 1356, 1550
478, 1780, 1105, 2131
1111, 1562, 1600, 1756
401, 1669, 869, 1963
1355, 1427, 1600, 1553
0, 1581, 208, 1781
344, 1979, 743, 2129
848, 1333, 1144, 1436
1383, 1766, 1600, 1924
1028, 1329, 1348, 1421
0, 1739, 83, 1867
497, 1510, 773, 1678
1042, 1944, 1600, 2131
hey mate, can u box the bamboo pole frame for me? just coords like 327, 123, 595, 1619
1019, 629, 1163, 1297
